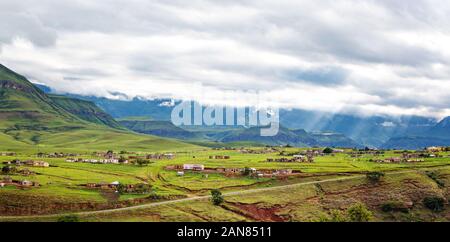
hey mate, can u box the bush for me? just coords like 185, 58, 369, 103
136, 158, 151, 166
241, 167, 252, 176
347, 203, 373, 222
425, 171, 445, 188
423, 197, 445, 212
1, 166, 17, 175
117, 183, 152, 194
381, 201, 409, 213
323, 147, 333, 154
328, 210, 348, 222
366, 172, 385, 183
57, 215, 80, 222
211, 189, 224, 206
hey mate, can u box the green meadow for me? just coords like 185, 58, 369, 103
0, 145, 449, 221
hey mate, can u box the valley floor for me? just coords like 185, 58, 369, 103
0, 147, 449, 222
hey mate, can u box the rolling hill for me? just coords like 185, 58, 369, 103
119, 119, 200, 140
213, 126, 361, 148
49, 94, 123, 129
382, 116, 450, 149
0, 64, 199, 152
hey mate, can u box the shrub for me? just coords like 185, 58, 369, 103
381, 201, 409, 213
366, 172, 385, 183
425, 171, 445, 188
323, 147, 333, 154
423, 197, 445, 212
57, 215, 80, 222
241, 167, 252, 176
347, 203, 373, 222
118, 156, 127, 163
1, 166, 17, 175
136, 158, 151, 166
328, 210, 348, 222
211, 189, 224, 206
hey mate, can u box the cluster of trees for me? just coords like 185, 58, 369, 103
117, 183, 152, 195
322, 203, 373, 222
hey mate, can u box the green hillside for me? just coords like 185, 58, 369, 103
119, 119, 201, 140
49, 94, 123, 129
0, 64, 84, 129
0, 64, 199, 152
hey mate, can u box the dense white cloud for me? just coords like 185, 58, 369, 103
1, 0, 449, 118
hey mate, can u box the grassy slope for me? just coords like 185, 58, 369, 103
2, 166, 448, 222
0, 64, 199, 152
119, 120, 200, 140
49, 94, 123, 129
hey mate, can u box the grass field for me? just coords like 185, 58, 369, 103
0, 147, 449, 221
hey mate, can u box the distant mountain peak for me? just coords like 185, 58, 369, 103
436, 116, 450, 127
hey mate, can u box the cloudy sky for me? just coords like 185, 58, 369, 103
1, 0, 450, 118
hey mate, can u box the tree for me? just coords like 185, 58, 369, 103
1, 166, 17, 175
136, 158, 150, 166
241, 167, 252, 176
347, 203, 373, 222
366, 172, 385, 183
118, 156, 127, 163
323, 147, 333, 154
211, 189, 224, 206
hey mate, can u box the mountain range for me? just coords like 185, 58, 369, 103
3, 63, 449, 150
42, 87, 448, 149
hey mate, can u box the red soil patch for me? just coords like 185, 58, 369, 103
225, 203, 286, 222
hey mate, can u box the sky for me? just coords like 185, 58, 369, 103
1, 0, 450, 118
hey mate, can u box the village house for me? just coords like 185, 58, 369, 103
225, 168, 242, 174
85, 181, 123, 190
426, 146, 444, 152
146, 153, 176, 160
183, 164, 205, 171
25, 160, 49, 167
99, 159, 120, 164
164, 153, 176, 159
274, 169, 293, 176
105, 150, 115, 159
373, 157, 412, 163
267, 155, 313, 163
3, 160, 22, 166
18, 168, 35, 176
2, 176, 13, 183
0, 152, 16, 156
20, 180, 34, 187
209, 155, 231, 160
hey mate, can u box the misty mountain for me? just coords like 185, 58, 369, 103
35, 83, 447, 149
382, 116, 450, 149
119, 119, 200, 140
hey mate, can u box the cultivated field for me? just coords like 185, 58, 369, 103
0, 147, 449, 222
